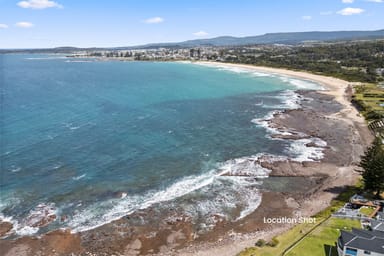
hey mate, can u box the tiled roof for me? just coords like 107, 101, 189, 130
339, 227, 384, 254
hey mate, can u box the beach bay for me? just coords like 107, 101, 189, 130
0, 57, 371, 255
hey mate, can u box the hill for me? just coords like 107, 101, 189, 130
1, 29, 383, 53
129, 29, 384, 49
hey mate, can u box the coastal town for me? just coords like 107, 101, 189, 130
72, 46, 232, 62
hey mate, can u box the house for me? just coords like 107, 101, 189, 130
350, 194, 369, 204
368, 119, 384, 134
337, 226, 384, 256
371, 220, 384, 232
377, 211, 384, 221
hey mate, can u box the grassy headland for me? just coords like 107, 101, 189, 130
238, 184, 363, 256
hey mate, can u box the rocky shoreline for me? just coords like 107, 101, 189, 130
0, 57, 374, 256
0, 87, 372, 256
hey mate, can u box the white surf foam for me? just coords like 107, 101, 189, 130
65, 60, 93, 63
193, 62, 273, 78
1, 202, 58, 237
261, 90, 302, 110
279, 76, 324, 90
72, 174, 86, 181
15, 225, 39, 236
252, 88, 327, 163
182, 176, 262, 230
286, 138, 327, 162
10, 166, 21, 173
234, 178, 263, 220
68, 170, 218, 233
218, 155, 271, 178
26, 56, 67, 60
192, 63, 327, 91
252, 110, 290, 137
279, 90, 302, 109
254, 109, 327, 162
67, 154, 272, 233
24, 203, 57, 227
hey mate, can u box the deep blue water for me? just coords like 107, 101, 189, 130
0, 55, 322, 235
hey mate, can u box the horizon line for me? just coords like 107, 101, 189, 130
1, 28, 383, 50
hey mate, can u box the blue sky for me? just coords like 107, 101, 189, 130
0, 0, 383, 48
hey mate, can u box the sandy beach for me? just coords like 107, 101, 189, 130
0, 62, 373, 256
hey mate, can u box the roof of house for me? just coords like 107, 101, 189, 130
371, 219, 384, 232
339, 228, 384, 254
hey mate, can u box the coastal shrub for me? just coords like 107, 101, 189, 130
366, 110, 384, 120
357, 137, 384, 198
351, 99, 366, 111
267, 237, 279, 247
255, 239, 266, 247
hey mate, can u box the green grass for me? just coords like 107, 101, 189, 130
285, 218, 361, 256
238, 183, 363, 256
239, 218, 361, 256
238, 221, 319, 256
359, 206, 376, 217
352, 83, 384, 121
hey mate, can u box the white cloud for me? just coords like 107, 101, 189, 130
342, 0, 354, 3
15, 22, 34, 28
302, 15, 312, 20
0, 24, 9, 29
337, 7, 365, 15
320, 11, 333, 15
193, 31, 209, 37
365, 0, 383, 2
143, 17, 164, 24
17, 0, 62, 9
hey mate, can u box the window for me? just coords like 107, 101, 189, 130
364, 251, 371, 255
346, 248, 357, 256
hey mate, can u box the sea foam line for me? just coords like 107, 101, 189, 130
67, 154, 271, 233
252, 90, 327, 162
191, 62, 324, 91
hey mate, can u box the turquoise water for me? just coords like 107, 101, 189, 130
0, 55, 322, 235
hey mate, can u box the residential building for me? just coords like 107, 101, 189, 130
337, 227, 384, 256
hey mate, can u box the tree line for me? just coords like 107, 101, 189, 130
222, 40, 384, 83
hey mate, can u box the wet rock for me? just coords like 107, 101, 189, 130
124, 238, 142, 255
113, 191, 128, 199
60, 215, 68, 222
0, 221, 13, 237
305, 142, 318, 147
25, 203, 57, 228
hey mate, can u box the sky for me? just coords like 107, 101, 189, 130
0, 0, 384, 49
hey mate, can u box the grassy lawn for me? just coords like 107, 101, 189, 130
238, 221, 319, 256
352, 83, 384, 120
238, 184, 363, 256
359, 206, 376, 217
285, 218, 361, 256
239, 218, 361, 256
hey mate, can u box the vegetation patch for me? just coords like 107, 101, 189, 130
352, 83, 384, 121
285, 218, 361, 256
358, 206, 376, 216
225, 41, 384, 83
238, 184, 363, 256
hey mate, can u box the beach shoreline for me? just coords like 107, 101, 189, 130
0, 62, 373, 256
173, 61, 373, 256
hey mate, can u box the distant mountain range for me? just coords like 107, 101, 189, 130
128, 29, 384, 49
1, 29, 383, 52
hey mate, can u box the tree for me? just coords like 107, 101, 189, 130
357, 137, 384, 198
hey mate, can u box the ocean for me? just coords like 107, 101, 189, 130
0, 55, 323, 236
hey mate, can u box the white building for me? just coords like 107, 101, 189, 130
337, 224, 384, 256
